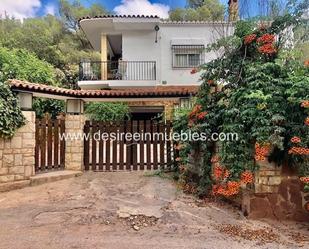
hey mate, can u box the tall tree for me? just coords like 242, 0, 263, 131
188, 0, 205, 9
59, 0, 109, 48
169, 0, 225, 21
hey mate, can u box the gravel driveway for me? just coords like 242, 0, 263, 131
0, 172, 308, 249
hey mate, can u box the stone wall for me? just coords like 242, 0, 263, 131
246, 177, 309, 221
243, 161, 309, 221
0, 111, 35, 183
65, 114, 85, 171
254, 161, 282, 193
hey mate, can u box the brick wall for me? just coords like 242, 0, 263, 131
0, 111, 35, 183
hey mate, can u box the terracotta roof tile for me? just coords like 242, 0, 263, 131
8, 79, 199, 99
79, 15, 160, 22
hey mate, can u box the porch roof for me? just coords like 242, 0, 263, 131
9, 79, 199, 101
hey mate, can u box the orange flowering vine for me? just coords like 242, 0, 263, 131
244, 34, 257, 45
188, 105, 208, 124
212, 181, 241, 197
290, 136, 301, 143
304, 60, 309, 67
255, 142, 271, 161
257, 33, 275, 44
300, 176, 309, 183
213, 165, 229, 181
288, 147, 309, 155
211, 155, 220, 163
258, 43, 277, 55
241, 171, 254, 184
189, 105, 202, 119
301, 100, 309, 108
197, 111, 208, 120
305, 117, 309, 126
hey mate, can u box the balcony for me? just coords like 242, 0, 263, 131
78, 61, 157, 89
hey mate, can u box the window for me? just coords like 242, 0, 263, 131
179, 97, 194, 109
172, 45, 205, 68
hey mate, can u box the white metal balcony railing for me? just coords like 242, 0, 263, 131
79, 61, 156, 81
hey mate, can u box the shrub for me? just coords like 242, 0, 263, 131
0, 47, 55, 85
85, 102, 130, 122
32, 98, 65, 119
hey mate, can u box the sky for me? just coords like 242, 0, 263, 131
0, 0, 232, 19
0, 0, 286, 20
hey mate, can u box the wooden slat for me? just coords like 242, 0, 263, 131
47, 119, 53, 169
119, 122, 125, 170
53, 120, 59, 169
139, 120, 145, 170
166, 122, 172, 169
91, 121, 97, 171
84, 120, 90, 171
132, 120, 138, 170
112, 122, 118, 170
159, 122, 165, 168
60, 118, 65, 168
105, 122, 111, 171
126, 120, 132, 170
98, 122, 104, 171
35, 119, 40, 172
40, 118, 46, 171
152, 121, 158, 170
145, 120, 151, 170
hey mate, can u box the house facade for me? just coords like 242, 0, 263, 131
78, 15, 234, 119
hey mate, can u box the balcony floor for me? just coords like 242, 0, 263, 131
78, 80, 157, 90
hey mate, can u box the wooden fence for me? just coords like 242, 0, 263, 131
84, 120, 174, 171
35, 117, 65, 172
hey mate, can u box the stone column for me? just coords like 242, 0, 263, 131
64, 114, 85, 171
0, 111, 35, 183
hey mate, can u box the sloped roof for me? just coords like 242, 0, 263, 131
9, 79, 199, 99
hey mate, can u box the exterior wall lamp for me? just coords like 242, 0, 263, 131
154, 25, 160, 43
66, 99, 84, 114
15, 91, 33, 111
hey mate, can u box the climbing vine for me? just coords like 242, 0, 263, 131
174, 15, 309, 197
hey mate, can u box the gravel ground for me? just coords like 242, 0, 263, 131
0, 172, 308, 249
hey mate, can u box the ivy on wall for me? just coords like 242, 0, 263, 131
0, 82, 25, 138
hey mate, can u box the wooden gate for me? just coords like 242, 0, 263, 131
35, 117, 65, 172
84, 120, 174, 171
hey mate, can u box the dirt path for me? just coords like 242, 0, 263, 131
0, 172, 308, 249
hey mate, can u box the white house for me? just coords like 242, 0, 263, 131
77, 15, 234, 119
78, 15, 234, 89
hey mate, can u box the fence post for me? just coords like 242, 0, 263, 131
64, 114, 85, 171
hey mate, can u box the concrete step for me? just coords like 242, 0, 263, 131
0, 171, 83, 193
0, 180, 30, 193
30, 170, 83, 186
